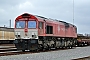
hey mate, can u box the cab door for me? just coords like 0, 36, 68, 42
38, 22, 44, 35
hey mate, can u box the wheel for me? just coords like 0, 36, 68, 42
36, 49, 39, 52
43, 48, 46, 51
47, 45, 51, 50
22, 50, 25, 52
69, 46, 72, 49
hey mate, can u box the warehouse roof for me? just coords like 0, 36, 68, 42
0, 27, 14, 32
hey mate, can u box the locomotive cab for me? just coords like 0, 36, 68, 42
14, 13, 39, 51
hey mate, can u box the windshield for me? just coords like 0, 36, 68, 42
16, 21, 25, 28
28, 21, 36, 28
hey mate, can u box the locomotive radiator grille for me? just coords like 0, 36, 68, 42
15, 29, 38, 39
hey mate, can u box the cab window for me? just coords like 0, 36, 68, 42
16, 21, 25, 28
28, 21, 36, 28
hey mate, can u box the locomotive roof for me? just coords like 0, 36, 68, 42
35, 15, 71, 24
35, 15, 66, 22
17, 13, 70, 24
35, 15, 47, 19
16, 13, 76, 28
35, 15, 77, 27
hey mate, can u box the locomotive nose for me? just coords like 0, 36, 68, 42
24, 28, 28, 36
24, 28, 28, 33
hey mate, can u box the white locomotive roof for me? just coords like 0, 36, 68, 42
35, 15, 72, 25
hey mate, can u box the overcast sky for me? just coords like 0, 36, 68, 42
0, 0, 90, 34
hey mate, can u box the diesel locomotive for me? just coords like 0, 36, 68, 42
14, 13, 77, 51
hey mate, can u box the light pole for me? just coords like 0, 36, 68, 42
9, 19, 11, 28
73, 0, 74, 25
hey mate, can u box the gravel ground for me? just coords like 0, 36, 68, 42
73, 56, 90, 60
0, 46, 90, 60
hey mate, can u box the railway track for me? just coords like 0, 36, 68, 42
72, 56, 90, 60
0, 44, 19, 56
0, 44, 16, 52
0, 44, 76, 56
0, 44, 89, 56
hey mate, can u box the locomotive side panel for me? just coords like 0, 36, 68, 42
65, 25, 74, 38
52, 23, 65, 37
44, 20, 66, 37
55, 24, 58, 35
64, 24, 77, 38
57, 24, 65, 37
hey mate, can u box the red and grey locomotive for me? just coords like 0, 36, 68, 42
14, 13, 77, 51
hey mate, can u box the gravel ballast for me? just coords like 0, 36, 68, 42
0, 46, 90, 60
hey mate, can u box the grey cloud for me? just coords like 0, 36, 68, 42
0, 0, 90, 34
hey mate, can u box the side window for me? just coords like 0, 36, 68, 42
39, 22, 43, 29
46, 25, 53, 34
